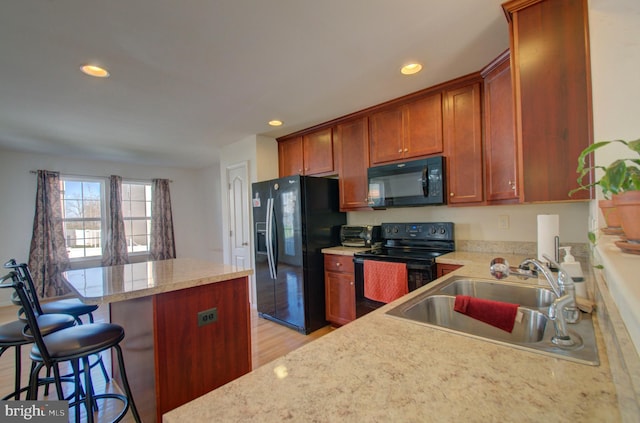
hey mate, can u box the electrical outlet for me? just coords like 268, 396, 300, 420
499, 215, 510, 230
197, 307, 218, 327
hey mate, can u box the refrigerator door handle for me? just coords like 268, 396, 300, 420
265, 198, 277, 279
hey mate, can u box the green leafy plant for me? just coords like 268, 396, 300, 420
569, 138, 640, 198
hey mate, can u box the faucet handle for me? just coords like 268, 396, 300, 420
490, 258, 510, 280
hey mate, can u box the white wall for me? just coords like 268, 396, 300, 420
348, 202, 589, 244
0, 148, 209, 305
589, 0, 640, 229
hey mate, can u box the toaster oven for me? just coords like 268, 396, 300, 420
340, 225, 381, 247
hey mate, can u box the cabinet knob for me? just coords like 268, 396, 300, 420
398, 149, 403, 153
336, 262, 342, 267
350, 281, 354, 285
450, 192, 454, 197
404, 148, 408, 152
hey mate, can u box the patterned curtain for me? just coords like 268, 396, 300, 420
150, 179, 176, 260
102, 175, 129, 266
28, 170, 71, 297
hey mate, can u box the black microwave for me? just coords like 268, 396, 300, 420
367, 156, 446, 209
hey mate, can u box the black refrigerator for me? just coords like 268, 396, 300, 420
252, 175, 346, 334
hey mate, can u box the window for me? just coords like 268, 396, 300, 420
122, 182, 152, 254
61, 179, 104, 259
60, 178, 152, 260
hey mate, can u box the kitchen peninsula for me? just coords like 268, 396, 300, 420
164, 252, 636, 422
62, 258, 253, 423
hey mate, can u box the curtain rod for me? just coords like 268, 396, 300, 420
29, 170, 172, 183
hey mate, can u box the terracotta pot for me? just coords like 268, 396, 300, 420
599, 199, 622, 228
613, 192, 640, 242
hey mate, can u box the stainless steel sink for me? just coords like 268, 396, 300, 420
386, 276, 600, 365
401, 295, 548, 343
438, 278, 555, 309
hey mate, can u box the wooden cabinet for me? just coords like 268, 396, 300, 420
436, 263, 462, 278
278, 127, 335, 177
369, 93, 443, 165
336, 117, 371, 211
324, 254, 356, 326
482, 50, 519, 204
444, 81, 484, 205
504, 0, 593, 202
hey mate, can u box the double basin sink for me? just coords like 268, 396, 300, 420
386, 276, 599, 365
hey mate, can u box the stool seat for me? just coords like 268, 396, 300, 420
31, 323, 124, 361
0, 313, 75, 400
41, 299, 99, 319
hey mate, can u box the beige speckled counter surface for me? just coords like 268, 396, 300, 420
321, 246, 372, 256
62, 258, 253, 304
164, 252, 625, 422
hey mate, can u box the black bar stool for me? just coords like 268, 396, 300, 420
1, 273, 141, 423
4, 260, 109, 383
0, 306, 76, 400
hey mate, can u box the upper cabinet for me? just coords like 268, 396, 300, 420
278, 127, 335, 177
482, 50, 519, 204
444, 80, 484, 205
336, 117, 370, 211
504, 0, 593, 202
369, 92, 443, 165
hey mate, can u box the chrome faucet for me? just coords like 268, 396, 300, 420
490, 255, 580, 346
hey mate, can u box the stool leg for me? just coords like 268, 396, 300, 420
14, 345, 21, 400
113, 344, 141, 423
83, 357, 94, 423
27, 361, 44, 400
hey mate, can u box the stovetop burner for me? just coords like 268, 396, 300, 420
355, 222, 455, 262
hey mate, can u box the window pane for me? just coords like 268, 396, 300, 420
130, 184, 146, 201
64, 199, 82, 218
83, 200, 101, 219
63, 181, 82, 200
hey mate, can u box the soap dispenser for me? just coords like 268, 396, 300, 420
560, 246, 586, 298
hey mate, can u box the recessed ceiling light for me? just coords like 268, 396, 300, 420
401, 63, 423, 75
80, 64, 110, 78
268, 120, 283, 127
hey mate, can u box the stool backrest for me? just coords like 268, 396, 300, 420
3, 260, 44, 316
3, 275, 55, 365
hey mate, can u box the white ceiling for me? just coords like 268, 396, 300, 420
0, 0, 509, 169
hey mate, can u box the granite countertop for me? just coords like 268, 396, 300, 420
62, 258, 253, 304
321, 246, 372, 256
164, 252, 624, 422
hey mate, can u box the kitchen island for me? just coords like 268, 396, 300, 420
163, 252, 635, 422
62, 258, 253, 423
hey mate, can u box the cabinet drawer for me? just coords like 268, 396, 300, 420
324, 254, 355, 273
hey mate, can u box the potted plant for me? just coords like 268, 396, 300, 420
570, 138, 640, 247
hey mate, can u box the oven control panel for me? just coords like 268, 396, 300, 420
381, 222, 454, 241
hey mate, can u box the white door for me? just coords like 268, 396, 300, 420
226, 162, 253, 301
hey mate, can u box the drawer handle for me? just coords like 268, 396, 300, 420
336, 262, 342, 267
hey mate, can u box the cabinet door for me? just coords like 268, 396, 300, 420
504, 0, 592, 202
337, 117, 370, 210
436, 263, 462, 278
369, 107, 404, 165
444, 82, 484, 205
325, 270, 356, 326
483, 52, 519, 204
404, 92, 443, 158
303, 128, 334, 175
278, 136, 303, 177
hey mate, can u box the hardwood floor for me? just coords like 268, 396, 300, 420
0, 303, 332, 421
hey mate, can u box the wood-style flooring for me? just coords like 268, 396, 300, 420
0, 303, 332, 422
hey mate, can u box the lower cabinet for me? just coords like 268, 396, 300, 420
436, 263, 462, 278
324, 254, 356, 326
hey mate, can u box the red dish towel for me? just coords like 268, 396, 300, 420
454, 295, 520, 333
363, 260, 408, 304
